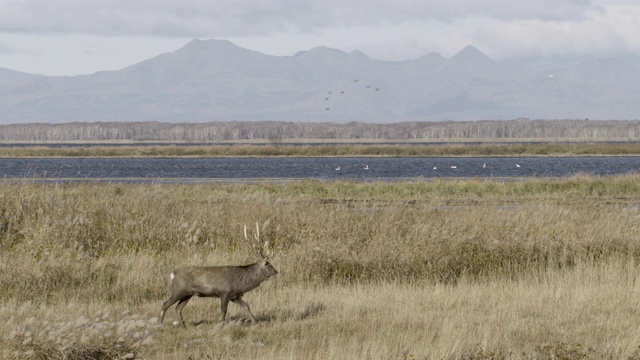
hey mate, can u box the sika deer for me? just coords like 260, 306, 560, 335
159, 223, 277, 326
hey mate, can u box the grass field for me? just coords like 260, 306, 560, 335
2, 141, 640, 157
2, 176, 640, 359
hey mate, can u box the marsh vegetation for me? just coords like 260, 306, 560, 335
3, 141, 640, 158
1, 176, 640, 359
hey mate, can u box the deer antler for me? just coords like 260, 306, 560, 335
244, 222, 272, 259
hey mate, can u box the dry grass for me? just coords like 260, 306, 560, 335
3, 142, 640, 157
1, 177, 640, 359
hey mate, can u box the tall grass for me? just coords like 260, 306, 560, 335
1, 177, 640, 358
2, 142, 640, 157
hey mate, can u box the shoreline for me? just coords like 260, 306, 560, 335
1, 141, 640, 158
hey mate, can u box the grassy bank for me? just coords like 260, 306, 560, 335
2, 141, 640, 157
1, 177, 640, 358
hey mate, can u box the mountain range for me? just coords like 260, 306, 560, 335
1, 38, 640, 124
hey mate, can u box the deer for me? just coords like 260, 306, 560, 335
158, 223, 277, 327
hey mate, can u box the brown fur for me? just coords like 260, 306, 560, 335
158, 258, 278, 326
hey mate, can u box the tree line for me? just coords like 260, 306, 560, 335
1, 119, 639, 142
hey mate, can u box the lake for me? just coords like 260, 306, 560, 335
1, 157, 640, 183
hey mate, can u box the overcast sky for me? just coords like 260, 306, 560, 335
1, 0, 639, 76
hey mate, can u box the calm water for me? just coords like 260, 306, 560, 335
1, 157, 640, 183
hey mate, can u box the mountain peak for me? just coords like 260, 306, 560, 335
294, 46, 348, 59
451, 45, 494, 64
416, 52, 446, 63
349, 49, 370, 59
180, 38, 245, 54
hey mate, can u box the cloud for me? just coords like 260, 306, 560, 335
471, 5, 640, 58
2, 0, 639, 75
0, 0, 595, 37
0, 42, 15, 54
590, 5, 640, 51
0, 41, 38, 56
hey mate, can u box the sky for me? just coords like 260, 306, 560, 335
1, 0, 639, 76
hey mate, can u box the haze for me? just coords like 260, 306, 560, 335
1, 0, 639, 76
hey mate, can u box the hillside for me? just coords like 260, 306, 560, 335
1, 39, 640, 123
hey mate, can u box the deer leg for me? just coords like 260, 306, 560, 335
232, 297, 256, 323
220, 295, 230, 323
159, 295, 181, 324
175, 296, 192, 327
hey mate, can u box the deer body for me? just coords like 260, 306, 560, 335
160, 223, 276, 327
159, 258, 278, 326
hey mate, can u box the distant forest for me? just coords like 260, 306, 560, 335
1, 120, 639, 142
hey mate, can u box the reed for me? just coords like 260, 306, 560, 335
1, 177, 640, 358
2, 141, 640, 157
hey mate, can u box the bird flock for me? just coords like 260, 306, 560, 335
323, 79, 381, 111
333, 163, 523, 172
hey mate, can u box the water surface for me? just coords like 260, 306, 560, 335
2, 157, 639, 183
